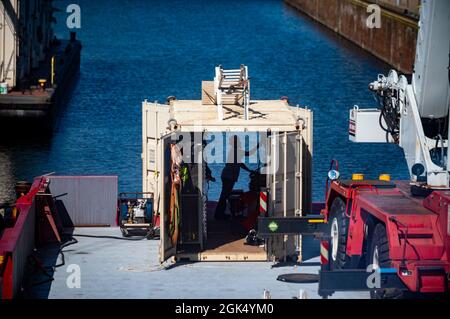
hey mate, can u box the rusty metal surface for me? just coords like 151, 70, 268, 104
47, 176, 118, 227
368, 0, 420, 17
285, 0, 418, 74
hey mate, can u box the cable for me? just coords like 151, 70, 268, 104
72, 234, 147, 241
23, 236, 78, 292
377, 92, 400, 143
26, 254, 55, 288
22, 231, 147, 294
37, 237, 79, 275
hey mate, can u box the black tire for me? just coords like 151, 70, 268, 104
368, 223, 449, 299
329, 197, 349, 270
368, 223, 403, 299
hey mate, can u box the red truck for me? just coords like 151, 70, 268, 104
259, 0, 450, 298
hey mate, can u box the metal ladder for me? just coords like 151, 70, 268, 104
214, 65, 250, 121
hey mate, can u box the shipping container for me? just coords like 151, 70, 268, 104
142, 75, 313, 263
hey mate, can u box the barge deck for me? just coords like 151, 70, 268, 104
25, 227, 369, 299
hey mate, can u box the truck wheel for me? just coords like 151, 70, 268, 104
329, 197, 349, 270
369, 223, 403, 299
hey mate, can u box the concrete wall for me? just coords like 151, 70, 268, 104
286, 0, 418, 74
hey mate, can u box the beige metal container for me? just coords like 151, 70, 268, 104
142, 85, 313, 263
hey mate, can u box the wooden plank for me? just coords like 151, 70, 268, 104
176, 251, 267, 262
176, 236, 267, 262
201, 81, 215, 105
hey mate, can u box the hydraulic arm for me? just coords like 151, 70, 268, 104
350, 0, 450, 188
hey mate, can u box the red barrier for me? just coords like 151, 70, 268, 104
0, 177, 45, 299
320, 240, 329, 265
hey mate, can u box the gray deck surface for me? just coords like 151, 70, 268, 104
27, 227, 369, 299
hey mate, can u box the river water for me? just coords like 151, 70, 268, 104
0, 0, 409, 203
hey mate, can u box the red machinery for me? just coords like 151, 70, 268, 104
259, 0, 450, 298
259, 170, 450, 298
322, 175, 450, 297
0, 177, 62, 299
321, 0, 450, 297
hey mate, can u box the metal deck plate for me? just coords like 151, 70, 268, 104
360, 194, 434, 215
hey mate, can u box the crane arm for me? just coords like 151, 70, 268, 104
349, 0, 450, 189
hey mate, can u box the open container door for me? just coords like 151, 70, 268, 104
159, 132, 205, 262
267, 131, 303, 261
159, 132, 180, 262
178, 133, 205, 250
142, 101, 178, 262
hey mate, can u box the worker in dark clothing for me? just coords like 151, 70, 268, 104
215, 135, 258, 220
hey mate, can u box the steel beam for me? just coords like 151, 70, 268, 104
257, 215, 327, 237
318, 269, 408, 298
0, 0, 19, 34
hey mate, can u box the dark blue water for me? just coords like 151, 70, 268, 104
0, 0, 409, 203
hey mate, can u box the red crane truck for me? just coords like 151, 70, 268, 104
259, 0, 450, 299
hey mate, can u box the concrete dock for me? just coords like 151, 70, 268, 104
285, 0, 418, 74
26, 227, 369, 299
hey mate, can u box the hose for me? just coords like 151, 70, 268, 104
27, 255, 55, 288
72, 234, 147, 241
24, 236, 78, 290
23, 231, 148, 294
53, 237, 79, 268
378, 93, 400, 143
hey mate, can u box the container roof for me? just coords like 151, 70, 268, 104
171, 100, 306, 132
